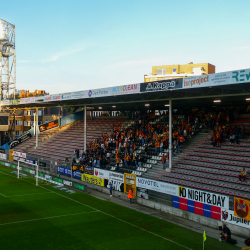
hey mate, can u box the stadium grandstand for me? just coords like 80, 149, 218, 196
1, 67, 250, 249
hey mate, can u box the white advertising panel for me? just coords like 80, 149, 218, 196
221, 209, 250, 229
179, 186, 229, 209
94, 168, 124, 182
183, 68, 250, 89
112, 83, 140, 95
136, 177, 179, 196
94, 168, 124, 191
87, 88, 112, 98
13, 151, 26, 158
0, 153, 7, 160
20, 97, 36, 104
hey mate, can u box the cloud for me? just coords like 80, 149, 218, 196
44, 48, 85, 62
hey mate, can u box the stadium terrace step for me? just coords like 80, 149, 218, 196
184, 152, 250, 162
193, 145, 250, 152
178, 156, 249, 168
189, 148, 250, 157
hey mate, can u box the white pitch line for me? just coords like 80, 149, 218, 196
0, 169, 192, 250
0, 192, 6, 197
5, 192, 53, 198
0, 211, 99, 226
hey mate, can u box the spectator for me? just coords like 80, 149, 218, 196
109, 182, 113, 197
239, 168, 246, 182
229, 133, 235, 144
128, 188, 134, 204
220, 224, 231, 242
162, 154, 167, 169
234, 126, 240, 144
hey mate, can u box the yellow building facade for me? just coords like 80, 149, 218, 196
144, 62, 215, 82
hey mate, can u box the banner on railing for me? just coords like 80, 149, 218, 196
81, 173, 104, 186
39, 120, 58, 132
57, 166, 81, 179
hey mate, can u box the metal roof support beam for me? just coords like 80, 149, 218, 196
169, 99, 172, 170
84, 105, 87, 153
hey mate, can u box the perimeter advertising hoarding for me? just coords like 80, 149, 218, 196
234, 197, 250, 221
87, 88, 112, 98
57, 166, 81, 179
81, 173, 104, 186
182, 68, 250, 89
13, 151, 26, 158
136, 177, 179, 196
174, 186, 229, 220
112, 84, 140, 95
20, 97, 36, 104
178, 186, 229, 209
221, 209, 250, 229
140, 79, 183, 93
39, 120, 58, 132
8, 132, 32, 149
93, 168, 124, 191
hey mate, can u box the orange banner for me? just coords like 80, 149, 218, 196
234, 197, 250, 220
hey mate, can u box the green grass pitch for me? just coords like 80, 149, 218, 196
0, 165, 239, 250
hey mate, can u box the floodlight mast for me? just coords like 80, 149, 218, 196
0, 19, 16, 101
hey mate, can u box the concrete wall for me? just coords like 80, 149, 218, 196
137, 197, 250, 238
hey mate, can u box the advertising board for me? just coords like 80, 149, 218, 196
112, 84, 140, 95
39, 120, 58, 132
13, 151, 26, 158
140, 79, 182, 93
0, 153, 7, 160
178, 186, 229, 209
94, 168, 124, 191
8, 132, 32, 149
57, 166, 81, 179
87, 88, 112, 98
136, 177, 179, 196
20, 97, 35, 104
222, 209, 250, 229
234, 197, 250, 221
81, 173, 104, 186
182, 68, 250, 89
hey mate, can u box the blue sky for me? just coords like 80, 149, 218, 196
1, 0, 250, 94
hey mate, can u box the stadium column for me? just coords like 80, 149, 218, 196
169, 100, 172, 169
33, 110, 36, 136
84, 105, 87, 152
36, 108, 38, 148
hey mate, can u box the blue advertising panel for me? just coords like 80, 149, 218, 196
57, 166, 81, 179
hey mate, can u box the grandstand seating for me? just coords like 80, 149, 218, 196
26, 117, 128, 160
152, 114, 250, 200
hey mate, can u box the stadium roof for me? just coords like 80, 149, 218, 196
2, 68, 250, 111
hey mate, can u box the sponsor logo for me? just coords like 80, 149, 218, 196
145, 80, 176, 91
63, 180, 72, 186
179, 187, 227, 208
112, 84, 139, 94
232, 69, 250, 82
183, 75, 209, 88
222, 211, 228, 220
137, 178, 159, 187
235, 198, 249, 218
88, 90, 92, 97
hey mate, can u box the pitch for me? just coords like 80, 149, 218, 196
0, 165, 238, 250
